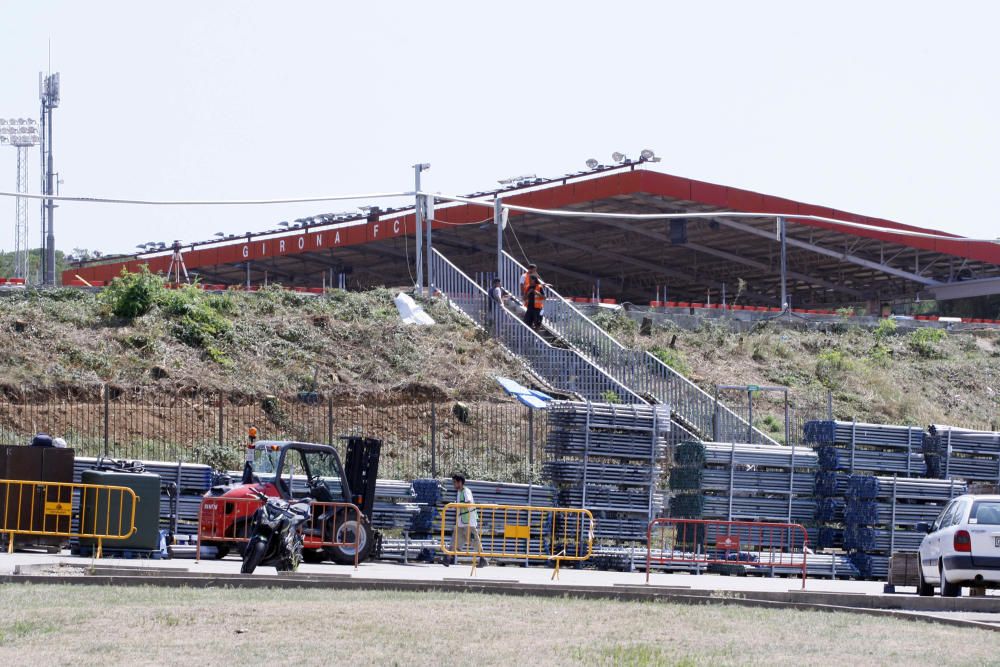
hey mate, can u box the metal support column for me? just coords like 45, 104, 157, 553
413, 164, 425, 294
778, 216, 788, 310
495, 197, 503, 285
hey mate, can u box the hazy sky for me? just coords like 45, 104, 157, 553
1, 1, 998, 255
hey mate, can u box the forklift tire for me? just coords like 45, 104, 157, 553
329, 513, 374, 565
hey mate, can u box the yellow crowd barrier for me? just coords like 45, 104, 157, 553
439, 502, 595, 578
0, 479, 139, 558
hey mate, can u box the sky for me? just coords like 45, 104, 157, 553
0, 1, 998, 255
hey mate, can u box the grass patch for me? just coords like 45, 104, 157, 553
0, 585, 997, 665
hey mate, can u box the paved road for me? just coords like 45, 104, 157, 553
0, 549, 931, 595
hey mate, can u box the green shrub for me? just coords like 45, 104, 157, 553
601, 390, 621, 404
815, 349, 853, 389
759, 414, 783, 433
158, 284, 232, 352
100, 266, 165, 319
909, 328, 947, 358
869, 343, 892, 367
649, 346, 689, 375
874, 318, 897, 342
593, 311, 638, 337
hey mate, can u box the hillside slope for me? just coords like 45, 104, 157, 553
1, 283, 997, 437
595, 312, 1000, 435
0, 284, 528, 402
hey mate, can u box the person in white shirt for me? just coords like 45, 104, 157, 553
446, 473, 488, 567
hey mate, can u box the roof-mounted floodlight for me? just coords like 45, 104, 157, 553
611, 152, 627, 163
585, 158, 599, 169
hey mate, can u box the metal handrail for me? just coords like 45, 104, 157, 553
499, 251, 777, 444
430, 250, 641, 403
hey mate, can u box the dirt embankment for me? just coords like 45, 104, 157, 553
0, 287, 529, 404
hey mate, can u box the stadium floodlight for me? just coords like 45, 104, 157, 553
135, 244, 146, 250
0, 117, 40, 147
611, 151, 627, 163
214, 232, 225, 237
278, 221, 290, 227
585, 158, 599, 169
640, 148, 661, 163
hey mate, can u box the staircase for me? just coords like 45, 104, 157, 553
496, 251, 778, 445
429, 250, 641, 403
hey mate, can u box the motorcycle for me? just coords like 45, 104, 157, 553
241, 487, 312, 574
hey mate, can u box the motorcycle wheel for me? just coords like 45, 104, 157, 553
328, 513, 374, 565
241, 537, 266, 574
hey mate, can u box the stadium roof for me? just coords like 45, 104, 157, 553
67, 164, 1000, 307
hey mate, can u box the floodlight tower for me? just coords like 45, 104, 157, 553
0, 118, 39, 281
39, 72, 60, 286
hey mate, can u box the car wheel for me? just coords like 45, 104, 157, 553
940, 563, 962, 597
917, 563, 934, 596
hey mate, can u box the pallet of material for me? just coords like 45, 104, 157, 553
886, 551, 921, 590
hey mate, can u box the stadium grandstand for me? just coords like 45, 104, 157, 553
65, 162, 1000, 312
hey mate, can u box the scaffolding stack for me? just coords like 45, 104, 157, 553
544, 401, 669, 566
804, 420, 926, 477
844, 475, 965, 578
670, 441, 817, 524
924, 425, 1000, 483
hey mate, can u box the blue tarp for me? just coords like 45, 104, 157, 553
495, 376, 553, 410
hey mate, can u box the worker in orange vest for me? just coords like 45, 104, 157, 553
524, 275, 545, 330
520, 263, 540, 301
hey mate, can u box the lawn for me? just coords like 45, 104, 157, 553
0, 584, 996, 666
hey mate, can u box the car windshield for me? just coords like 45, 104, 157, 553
970, 501, 1000, 525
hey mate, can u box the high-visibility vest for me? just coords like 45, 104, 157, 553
520, 273, 532, 298
527, 284, 544, 309
457, 487, 478, 526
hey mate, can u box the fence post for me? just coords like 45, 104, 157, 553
327, 397, 334, 445
217, 394, 224, 448
102, 384, 110, 457
430, 402, 437, 478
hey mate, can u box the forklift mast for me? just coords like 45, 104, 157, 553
343, 436, 381, 520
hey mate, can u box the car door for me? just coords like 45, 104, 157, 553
967, 500, 1000, 568
922, 500, 956, 581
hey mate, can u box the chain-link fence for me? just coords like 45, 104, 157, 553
0, 389, 547, 483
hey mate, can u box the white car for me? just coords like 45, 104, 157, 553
917, 494, 1000, 597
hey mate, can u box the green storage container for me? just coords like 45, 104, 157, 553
80, 469, 161, 551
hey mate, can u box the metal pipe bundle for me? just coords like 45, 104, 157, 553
850, 552, 889, 579
701, 494, 815, 522
75, 456, 212, 494
544, 460, 658, 486
559, 487, 663, 514
844, 526, 924, 553
545, 430, 666, 459
677, 468, 815, 495
845, 499, 947, 528
547, 401, 671, 433
804, 420, 925, 449
817, 445, 926, 476
700, 442, 818, 469
927, 424, 1000, 455
675, 441, 818, 469
846, 475, 966, 501
814, 471, 850, 497
814, 498, 845, 523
